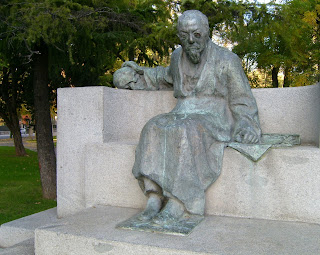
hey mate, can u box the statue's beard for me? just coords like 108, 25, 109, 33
185, 46, 203, 64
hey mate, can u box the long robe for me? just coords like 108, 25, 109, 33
132, 41, 261, 215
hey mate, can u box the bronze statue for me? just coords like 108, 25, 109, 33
115, 10, 261, 234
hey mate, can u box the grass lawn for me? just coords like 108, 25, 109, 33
0, 147, 57, 225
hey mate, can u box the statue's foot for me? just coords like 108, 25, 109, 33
152, 198, 184, 225
137, 193, 162, 221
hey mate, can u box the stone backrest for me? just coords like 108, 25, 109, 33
102, 84, 320, 146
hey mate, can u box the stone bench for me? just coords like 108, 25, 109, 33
57, 84, 320, 224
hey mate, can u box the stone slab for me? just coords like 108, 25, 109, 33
57, 87, 110, 218
253, 84, 320, 146
57, 87, 176, 217
207, 145, 320, 224
0, 239, 34, 255
84, 143, 320, 224
35, 205, 320, 255
103, 88, 176, 143
101, 84, 320, 145
84, 142, 145, 210
0, 208, 57, 248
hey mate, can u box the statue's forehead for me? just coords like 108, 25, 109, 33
179, 18, 202, 32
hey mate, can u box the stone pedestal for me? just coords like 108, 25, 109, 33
57, 84, 320, 223
33, 206, 320, 255
1, 84, 320, 255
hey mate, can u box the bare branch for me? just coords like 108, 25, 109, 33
23, 39, 40, 63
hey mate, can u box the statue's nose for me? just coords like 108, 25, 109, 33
188, 34, 194, 44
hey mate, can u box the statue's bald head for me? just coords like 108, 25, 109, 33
177, 10, 209, 36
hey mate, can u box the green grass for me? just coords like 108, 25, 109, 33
0, 147, 57, 225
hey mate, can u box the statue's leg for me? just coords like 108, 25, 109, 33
152, 196, 185, 224
138, 177, 163, 220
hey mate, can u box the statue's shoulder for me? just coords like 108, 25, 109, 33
211, 42, 239, 61
171, 46, 182, 60
210, 42, 241, 68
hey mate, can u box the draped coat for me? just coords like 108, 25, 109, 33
132, 41, 261, 215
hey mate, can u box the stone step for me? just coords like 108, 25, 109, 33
34, 205, 320, 255
0, 208, 58, 248
0, 239, 34, 255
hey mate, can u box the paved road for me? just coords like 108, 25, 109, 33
0, 137, 37, 152
0, 134, 33, 139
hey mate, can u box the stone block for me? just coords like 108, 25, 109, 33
252, 84, 320, 146
103, 88, 176, 143
57, 87, 106, 217
83, 143, 320, 224
84, 142, 146, 209
57, 87, 176, 217
207, 146, 320, 223
34, 205, 320, 255
57, 83, 320, 220
0, 208, 57, 248
0, 239, 34, 255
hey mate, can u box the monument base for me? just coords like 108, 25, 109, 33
32, 206, 319, 255
1, 205, 320, 254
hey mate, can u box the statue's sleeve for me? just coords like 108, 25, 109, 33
143, 66, 173, 91
227, 55, 262, 138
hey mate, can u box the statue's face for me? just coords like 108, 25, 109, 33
178, 18, 209, 64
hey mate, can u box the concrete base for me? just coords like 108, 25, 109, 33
0, 208, 58, 255
57, 84, 320, 221
0, 208, 57, 248
84, 143, 320, 224
0, 239, 34, 255
34, 205, 320, 255
1, 206, 319, 254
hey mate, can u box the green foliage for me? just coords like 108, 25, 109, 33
0, 147, 56, 224
0, 0, 179, 88
119, 0, 179, 67
181, 0, 319, 87
0, 37, 33, 126
1, 0, 318, 90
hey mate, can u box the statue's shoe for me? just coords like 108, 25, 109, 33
152, 198, 184, 225
137, 207, 159, 221
137, 194, 162, 221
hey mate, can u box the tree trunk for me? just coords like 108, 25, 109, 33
283, 66, 290, 87
0, 111, 27, 156
271, 66, 280, 88
0, 67, 27, 156
128, 47, 135, 61
8, 113, 27, 156
33, 43, 57, 200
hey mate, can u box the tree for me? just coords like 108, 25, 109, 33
0, 0, 178, 199
0, 39, 31, 156
180, 0, 319, 88
222, 0, 318, 87
288, 0, 320, 85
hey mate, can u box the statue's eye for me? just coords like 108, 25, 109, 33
179, 33, 187, 39
194, 33, 201, 38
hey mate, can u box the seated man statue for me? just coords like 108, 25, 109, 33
114, 10, 261, 225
